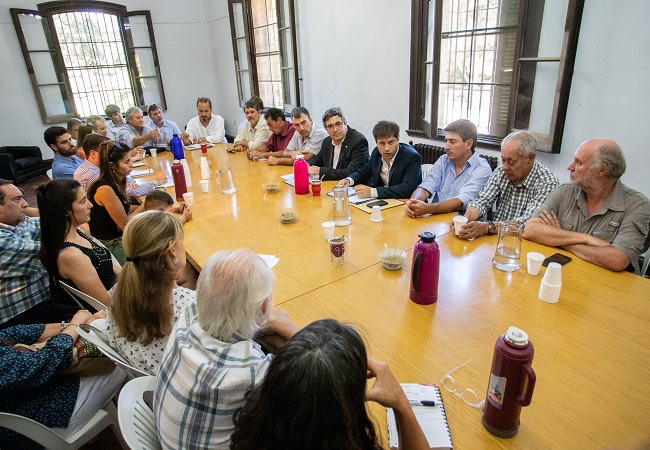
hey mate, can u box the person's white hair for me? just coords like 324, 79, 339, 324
502, 130, 538, 157
196, 249, 275, 341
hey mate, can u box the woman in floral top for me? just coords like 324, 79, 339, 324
103, 210, 195, 375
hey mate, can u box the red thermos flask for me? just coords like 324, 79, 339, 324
482, 326, 536, 438
171, 159, 187, 201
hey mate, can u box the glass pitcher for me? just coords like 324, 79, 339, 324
156, 129, 167, 148
492, 221, 524, 272
331, 186, 351, 226
216, 163, 237, 194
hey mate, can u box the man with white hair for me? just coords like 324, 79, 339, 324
524, 139, 650, 272
154, 249, 300, 449
117, 106, 159, 148
455, 130, 559, 240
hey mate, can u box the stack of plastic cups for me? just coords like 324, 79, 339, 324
539, 262, 562, 303
180, 159, 192, 187
200, 157, 210, 180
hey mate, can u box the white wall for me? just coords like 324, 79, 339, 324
0, 0, 215, 159
2, 0, 648, 200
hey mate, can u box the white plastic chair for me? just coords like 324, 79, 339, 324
118, 376, 162, 450
60, 281, 108, 311
0, 399, 119, 450
421, 163, 434, 180
76, 324, 149, 379
46, 169, 53, 179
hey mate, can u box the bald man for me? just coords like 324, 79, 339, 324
523, 139, 650, 272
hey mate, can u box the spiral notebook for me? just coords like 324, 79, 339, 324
387, 384, 452, 450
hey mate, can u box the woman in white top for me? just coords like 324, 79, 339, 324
232, 96, 272, 152
104, 210, 195, 375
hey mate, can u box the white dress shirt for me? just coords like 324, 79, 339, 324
185, 114, 228, 143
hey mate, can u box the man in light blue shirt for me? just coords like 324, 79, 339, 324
405, 119, 492, 217
143, 103, 181, 148
44, 126, 83, 179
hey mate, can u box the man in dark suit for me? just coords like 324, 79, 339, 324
307, 107, 369, 181
338, 121, 422, 199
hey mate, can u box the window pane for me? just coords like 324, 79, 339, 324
40, 85, 70, 115
256, 55, 272, 81
52, 11, 134, 116
18, 14, 49, 50
254, 25, 270, 53
280, 28, 293, 66
251, 0, 268, 27
31, 52, 61, 85
266, 0, 278, 25
240, 70, 251, 100
277, 0, 290, 28
514, 60, 560, 134
236, 38, 249, 70
258, 81, 274, 106
135, 48, 156, 77
282, 67, 295, 106
124, 15, 151, 48
523, 0, 568, 58
233, 3, 245, 38
138, 76, 162, 106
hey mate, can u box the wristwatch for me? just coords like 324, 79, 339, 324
488, 221, 496, 234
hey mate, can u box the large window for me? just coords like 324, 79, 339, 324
409, 0, 584, 153
228, 0, 300, 111
11, 2, 166, 123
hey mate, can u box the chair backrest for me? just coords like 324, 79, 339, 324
479, 153, 499, 171
118, 376, 162, 450
421, 163, 434, 180
59, 281, 108, 311
46, 169, 53, 179
76, 324, 150, 379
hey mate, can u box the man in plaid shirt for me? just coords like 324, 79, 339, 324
455, 130, 559, 240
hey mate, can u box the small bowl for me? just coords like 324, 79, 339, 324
379, 248, 407, 270
263, 182, 280, 194
278, 208, 298, 224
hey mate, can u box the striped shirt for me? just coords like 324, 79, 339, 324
73, 160, 157, 198
154, 303, 272, 449
467, 160, 559, 223
0, 217, 50, 324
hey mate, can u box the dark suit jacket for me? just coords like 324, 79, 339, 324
308, 127, 369, 181
349, 143, 422, 199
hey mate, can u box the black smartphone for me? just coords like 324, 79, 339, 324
367, 200, 388, 208
542, 253, 572, 267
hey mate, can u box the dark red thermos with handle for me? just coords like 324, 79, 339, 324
482, 326, 536, 438
409, 232, 440, 305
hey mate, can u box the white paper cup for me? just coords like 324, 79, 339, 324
539, 280, 562, 303
199, 180, 209, 193
527, 252, 545, 276
182, 192, 194, 206
150, 148, 157, 157
370, 205, 383, 222
542, 262, 562, 285
322, 221, 335, 240
453, 215, 468, 235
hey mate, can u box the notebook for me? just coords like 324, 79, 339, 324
387, 384, 452, 450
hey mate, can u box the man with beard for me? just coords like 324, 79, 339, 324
524, 139, 650, 272
181, 97, 227, 145
44, 126, 83, 179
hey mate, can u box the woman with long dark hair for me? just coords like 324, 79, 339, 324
37, 179, 118, 306
87, 140, 145, 265
230, 319, 429, 450
103, 210, 195, 375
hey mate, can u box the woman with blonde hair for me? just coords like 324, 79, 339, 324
101, 210, 195, 375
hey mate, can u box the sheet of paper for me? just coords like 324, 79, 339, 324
130, 168, 154, 177
131, 161, 145, 167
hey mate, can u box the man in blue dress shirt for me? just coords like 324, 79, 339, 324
44, 126, 82, 179
143, 103, 181, 148
405, 119, 492, 217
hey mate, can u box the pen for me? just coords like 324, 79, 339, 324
409, 400, 436, 407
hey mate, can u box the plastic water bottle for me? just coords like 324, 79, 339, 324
293, 154, 309, 195
482, 326, 536, 438
170, 134, 184, 160
171, 159, 187, 201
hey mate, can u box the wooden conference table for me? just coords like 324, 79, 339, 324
141, 145, 650, 449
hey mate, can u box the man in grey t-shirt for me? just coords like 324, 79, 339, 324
524, 139, 650, 272
267, 107, 327, 166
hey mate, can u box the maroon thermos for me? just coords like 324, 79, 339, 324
482, 326, 536, 438
409, 232, 440, 305
171, 159, 187, 201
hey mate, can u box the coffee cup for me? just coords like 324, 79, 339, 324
199, 180, 209, 193
182, 192, 194, 206
527, 252, 545, 276
453, 215, 468, 235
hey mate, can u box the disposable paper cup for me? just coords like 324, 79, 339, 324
539, 280, 562, 304
199, 180, 209, 193
150, 148, 157, 157
527, 252, 545, 276
182, 192, 194, 206
370, 205, 383, 222
453, 216, 468, 235
322, 221, 335, 240
542, 262, 562, 285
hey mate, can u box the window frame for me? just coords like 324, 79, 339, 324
407, 0, 584, 153
228, 0, 301, 111
10, 1, 166, 123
